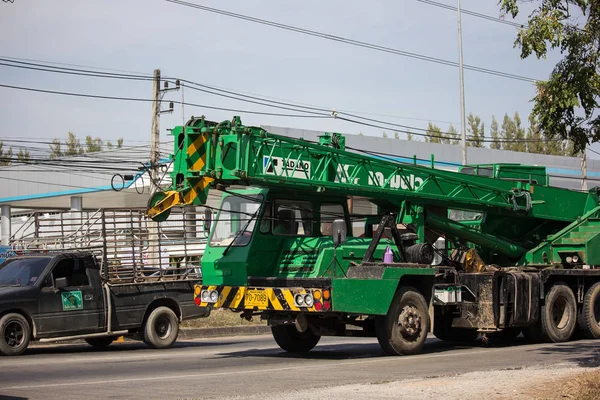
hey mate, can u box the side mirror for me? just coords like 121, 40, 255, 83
332, 219, 347, 246
55, 277, 69, 289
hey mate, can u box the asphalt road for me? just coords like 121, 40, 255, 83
0, 334, 598, 400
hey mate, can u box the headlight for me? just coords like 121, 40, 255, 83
210, 290, 219, 302
566, 256, 573, 263
573, 255, 579, 263
304, 294, 314, 307
201, 290, 210, 302
294, 293, 305, 306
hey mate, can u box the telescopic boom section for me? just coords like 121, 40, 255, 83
146, 116, 595, 223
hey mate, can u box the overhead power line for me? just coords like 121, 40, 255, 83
415, 0, 525, 28
0, 83, 329, 119
0, 81, 561, 144
164, 0, 538, 83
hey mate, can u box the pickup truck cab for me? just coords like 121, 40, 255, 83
0, 252, 208, 356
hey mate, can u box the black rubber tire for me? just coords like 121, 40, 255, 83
85, 337, 117, 348
143, 306, 179, 349
271, 325, 321, 353
541, 283, 577, 343
0, 313, 31, 356
376, 287, 430, 356
578, 282, 600, 339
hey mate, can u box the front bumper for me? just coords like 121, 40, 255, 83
194, 285, 332, 312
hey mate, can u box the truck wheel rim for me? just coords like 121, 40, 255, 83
552, 296, 571, 330
155, 316, 172, 339
4, 321, 24, 348
398, 305, 421, 339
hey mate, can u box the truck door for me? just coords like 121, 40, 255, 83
37, 256, 105, 336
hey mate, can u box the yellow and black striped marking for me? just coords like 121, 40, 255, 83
194, 285, 331, 312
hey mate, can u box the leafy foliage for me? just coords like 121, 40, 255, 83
499, 0, 600, 152
50, 132, 123, 158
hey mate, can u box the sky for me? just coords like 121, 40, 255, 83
1, 0, 597, 159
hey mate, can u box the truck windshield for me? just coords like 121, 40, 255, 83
0, 257, 51, 287
210, 194, 262, 247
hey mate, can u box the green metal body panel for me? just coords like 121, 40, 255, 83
149, 116, 600, 318
331, 266, 436, 315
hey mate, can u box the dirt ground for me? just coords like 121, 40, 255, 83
223, 364, 600, 400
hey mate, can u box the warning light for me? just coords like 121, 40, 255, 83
323, 290, 330, 300
323, 301, 331, 310
194, 296, 201, 306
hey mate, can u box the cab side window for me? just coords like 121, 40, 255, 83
320, 203, 345, 236
52, 258, 90, 287
273, 201, 313, 236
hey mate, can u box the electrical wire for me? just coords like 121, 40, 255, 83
415, 0, 525, 28
0, 83, 330, 119
165, 0, 539, 83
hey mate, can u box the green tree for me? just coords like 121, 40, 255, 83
49, 133, 124, 157
467, 113, 485, 148
425, 123, 444, 143
545, 134, 564, 156
407, 131, 414, 141
394, 132, 399, 139
16, 148, 30, 162
447, 124, 459, 145
382, 131, 388, 138
501, 113, 517, 151
50, 138, 63, 159
0, 142, 12, 166
499, 1, 600, 152
65, 132, 83, 156
490, 115, 501, 150
85, 136, 103, 153
513, 112, 527, 152
526, 115, 545, 154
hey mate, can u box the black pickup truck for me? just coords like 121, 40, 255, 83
0, 252, 209, 356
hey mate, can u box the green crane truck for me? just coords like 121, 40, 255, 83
147, 115, 600, 356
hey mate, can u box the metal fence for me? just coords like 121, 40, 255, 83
9, 207, 210, 284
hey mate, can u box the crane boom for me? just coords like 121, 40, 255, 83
148, 116, 597, 224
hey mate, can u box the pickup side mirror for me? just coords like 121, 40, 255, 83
55, 277, 69, 289
332, 219, 347, 246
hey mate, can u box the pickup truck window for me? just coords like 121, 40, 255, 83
0, 257, 51, 287
52, 258, 90, 287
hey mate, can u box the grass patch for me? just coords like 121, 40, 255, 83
556, 369, 600, 400
182, 309, 266, 328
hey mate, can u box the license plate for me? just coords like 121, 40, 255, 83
245, 289, 268, 309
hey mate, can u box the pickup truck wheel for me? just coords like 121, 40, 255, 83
376, 287, 429, 356
0, 313, 31, 356
541, 283, 577, 343
85, 337, 116, 348
271, 324, 321, 353
578, 282, 600, 339
144, 306, 179, 349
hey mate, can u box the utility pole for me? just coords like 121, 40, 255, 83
149, 70, 178, 195
150, 69, 161, 196
148, 69, 178, 271
458, 0, 467, 165
581, 149, 588, 191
